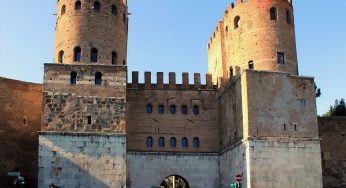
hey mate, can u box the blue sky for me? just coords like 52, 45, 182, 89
0, 0, 345, 115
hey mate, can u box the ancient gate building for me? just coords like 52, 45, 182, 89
37, 0, 323, 187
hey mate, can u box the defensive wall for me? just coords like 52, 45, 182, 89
0, 77, 42, 188
319, 117, 346, 188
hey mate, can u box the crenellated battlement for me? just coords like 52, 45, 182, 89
127, 71, 217, 90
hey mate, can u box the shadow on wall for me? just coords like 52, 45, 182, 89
38, 134, 126, 188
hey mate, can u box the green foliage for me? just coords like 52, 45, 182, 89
314, 82, 321, 98
324, 98, 346, 116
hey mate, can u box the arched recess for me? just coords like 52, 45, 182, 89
160, 175, 190, 188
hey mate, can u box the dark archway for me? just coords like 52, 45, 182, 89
160, 175, 190, 188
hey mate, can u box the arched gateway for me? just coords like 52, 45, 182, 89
160, 175, 190, 188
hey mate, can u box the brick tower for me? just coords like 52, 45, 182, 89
38, 1, 128, 187
208, 0, 298, 85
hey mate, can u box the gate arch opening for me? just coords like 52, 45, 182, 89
160, 175, 190, 188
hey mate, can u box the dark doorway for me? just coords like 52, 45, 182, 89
160, 175, 189, 188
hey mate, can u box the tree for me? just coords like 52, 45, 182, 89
324, 98, 346, 116
315, 82, 321, 98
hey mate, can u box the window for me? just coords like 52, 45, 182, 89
95, 72, 102, 85
70, 71, 77, 85
181, 137, 188, 148
159, 105, 164, 114
147, 136, 153, 147
146, 104, 153, 114
123, 60, 126, 65
91, 48, 98, 62
193, 137, 200, 148
230, 66, 234, 76
181, 105, 188, 114
74, 46, 81, 62
234, 16, 240, 29
112, 52, 117, 65
225, 26, 228, 32
61, 5, 66, 15
87, 116, 91, 124
93, 1, 101, 12
193, 105, 199, 115
170, 137, 176, 147
270, 7, 277, 20
111, 5, 117, 15
58, 50, 64, 64
248, 60, 254, 70
277, 52, 285, 64
159, 137, 165, 147
241, 0, 248, 2
286, 10, 292, 25
75, 1, 81, 11
170, 105, 176, 114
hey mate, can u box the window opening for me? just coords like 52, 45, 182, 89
111, 5, 117, 15
93, 1, 101, 12
74, 47, 81, 62
61, 5, 66, 15
147, 136, 153, 147
277, 52, 285, 64
170, 137, 176, 147
87, 116, 91, 124
182, 137, 188, 148
159, 105, 164, 114
270, 7, 277, 20
248, 60, 254, 70
159, 137, 165, 147
91, 48, 98, 62
193, 105, 199, 115
234, 16, 240, 29
70, 71, 77, 85
193, 137, 200, 148
170, 105, 176, 114
95, 72, 102, 85
75, 1, 81, 11
181, 105, 188, 115
58, 50, 64, 64
146, 104, 153, 114
286, 10, 292, 25
112, 52, 117, 65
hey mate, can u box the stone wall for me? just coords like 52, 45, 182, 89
38, 132, 126, 188
319, 117, 346, 188
127, 152, 220, 188
126, 72, 219, 153
247, 138, 323, 188
42, 64, 126, 133
0, 77, 42, 188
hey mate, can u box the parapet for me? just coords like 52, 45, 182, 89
128, 72, 217, 90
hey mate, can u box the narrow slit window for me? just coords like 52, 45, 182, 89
74, 47, 81, 62
270, 7, 277, 20
234, 16, 240, 29
75, 1, 81, 11
286, 10, 292, 25
111, 5, 117, 15
58, 50, 64, 64
91, 48, 98, 62
193, 137, 200, 148
230, 66, 234, 77
70, 71, 77, 85
61, 5, 66, 15
158, 105, 164, 114
93, 1, 101, 12
170, 137, 176, 148
112, 52, 117, 65
147, 136, 153, 147
95, 72, 102, 85
87, 116, 91, 124
146, 104, 153, 114
182, 138, 188, 148
248, 60, 254, 70
159, 137, 165, 147
170, 105, 176, 114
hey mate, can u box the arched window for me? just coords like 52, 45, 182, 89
230, 66, 234, 77
159, 137, 165, 147
181, 105, 188, 115
91, 48, 98, 62
58, 50, 64, 64
182, 137, 188, 148
147, 136, 153, 147
170, 137, 176, 148
193, 105, 199, 115
158, 105, 164, 114
112, 52, 117, 65
93, 1, 101, 12
234, 16, 240, 29
286, 10, 292, 25
193, 137, 200, 148
170, 105, 176, 114
75, 1, 81, 11
70, 71, 77, 85
74, 46, 81, 62
111, 5, 117, 15
61, 5, 66, 15
270, 7, 277, 20
95, 72, 102, 85
248, 60, 254, 70
146, 104, 153, 114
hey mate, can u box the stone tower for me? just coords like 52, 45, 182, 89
54, 0, 128, 65
208, 0, 298, 85
38, 1, 128, 187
